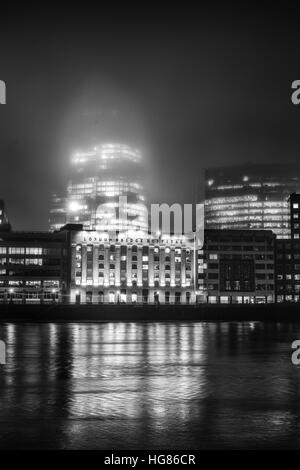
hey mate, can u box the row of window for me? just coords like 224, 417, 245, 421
0, 280, 59, 287
277, 274, 300, 280
206, 283, 274, 291
0, 247, 62, 255
206, 253, 274, 260
96, 255, 184, 263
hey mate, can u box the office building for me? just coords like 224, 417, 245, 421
49, 143, 148, 233
275, 193, 300, 302
198, 229, 276, 304
204, 163, 300, 238
0, 227, 73, 303
0, 200, 10, 230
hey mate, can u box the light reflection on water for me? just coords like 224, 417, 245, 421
0, 321, 300, 449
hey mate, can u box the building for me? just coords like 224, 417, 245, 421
49, 143, 148, 233
69, 229, 196, 305
198, 229, 276, 304
204, 163, 300, 238
275, 193, 300, 302
289, 193, 300, 240
0, 226, 74, 303
0, 200, 10, 230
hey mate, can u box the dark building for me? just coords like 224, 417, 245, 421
198, 229, 276, 304
275, 193, 300, 302
290, 193, 300, 240
204, 163, 300, 238
0, 227, 74, 304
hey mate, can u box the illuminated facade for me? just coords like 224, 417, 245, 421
69, 230, 196, 304
198, 229, 276, 303
205, 163, 300, 238
0, 200, 10, 230
49, 143, 148, 233
0, 224, 282, 305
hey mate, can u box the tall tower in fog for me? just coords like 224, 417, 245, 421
49, 143, 148, 233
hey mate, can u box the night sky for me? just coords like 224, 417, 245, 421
1, 5, 300, 230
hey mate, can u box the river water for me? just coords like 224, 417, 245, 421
0, 321, 300, 449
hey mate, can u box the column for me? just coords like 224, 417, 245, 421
115, 245, 121, 287
81, 245, 87, 286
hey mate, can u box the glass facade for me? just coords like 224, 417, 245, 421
49, 143, 148, 233
204, 163, 300, 238
0, 200, 9, 229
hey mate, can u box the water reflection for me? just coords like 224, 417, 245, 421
0, 321, 300, 449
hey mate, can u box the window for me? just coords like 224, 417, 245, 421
208, 273, 218, 279
26, 247, 42, 255
9, 247, 25, 254
255, 264, 266, 270
208, 263, 218, 269
25, 258, 43, 265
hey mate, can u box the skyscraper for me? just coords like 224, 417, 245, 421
49, 143, 148, 233
0, 200, 10, 230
